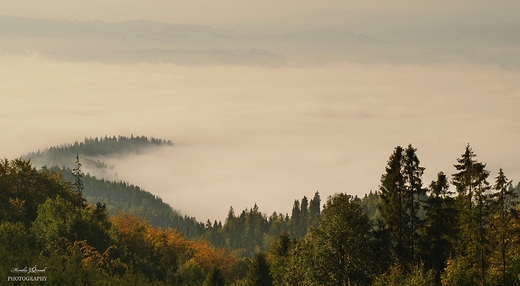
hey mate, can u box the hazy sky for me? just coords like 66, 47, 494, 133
2, 0, 519, 28
1, 52, 519, 221
1, 2, 519, 221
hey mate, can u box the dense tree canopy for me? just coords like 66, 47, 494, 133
287, 193, 375, 285
0, 158, 240, 285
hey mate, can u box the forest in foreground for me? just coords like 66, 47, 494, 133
2, 136, 520, 285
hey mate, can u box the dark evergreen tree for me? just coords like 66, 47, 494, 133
309, 191, 321, 224
203, 267, 226, 286
451, 144, 491, 285
245, 252, 273, 286
269, 232, 292, 285
421, 171, 457, 285
72, 154, 84, 196
226, 206, 235, 223
379, 146, 410, 266
272, 232, 291, 257
300, 196, 309, 236
402, 144, 425, 262
490, 168, 517, 284
290, 200, 301, 238
371, 218, 392, 276
360, 190, 381, 221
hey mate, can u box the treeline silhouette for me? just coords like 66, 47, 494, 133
29, 135, 172, 157
24, 135, 173, 171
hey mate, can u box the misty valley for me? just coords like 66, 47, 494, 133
1, 135, 519, 285
2, 3, 520, 285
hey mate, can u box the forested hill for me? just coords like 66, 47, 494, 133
20, 135, 328, 256
21, 135, 193, 227
24, 135, 173, 170
21, 136, 205, 236
55, 166, 204, 237
18, 134, 319, 258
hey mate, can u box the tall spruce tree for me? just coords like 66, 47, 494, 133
300, 196, 309, 236
421, 171, 457, 285
402, 144, 425, 262
379, 146, 410, 266
269, 233, 292, 285
72, 154, 84, 195
490, 168, 517, 284
290, 200, 301, 238
451, 144, 491, 285
309, 191, 321, 224
245, 252, 273, 286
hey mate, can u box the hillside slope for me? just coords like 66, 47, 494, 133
23, 135, 205, 237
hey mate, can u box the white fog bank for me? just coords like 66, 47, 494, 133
1, 53, 519, 221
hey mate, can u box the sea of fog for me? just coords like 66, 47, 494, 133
1, 53, 519, 221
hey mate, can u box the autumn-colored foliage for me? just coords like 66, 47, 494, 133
0, 158, 245, 285
111, 212, 239, 283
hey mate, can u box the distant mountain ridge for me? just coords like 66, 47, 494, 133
0, 15, 237, 39
3, 14, 518, 67
0, 15, 288, 66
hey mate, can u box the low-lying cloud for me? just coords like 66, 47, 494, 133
1, 53, 519, 221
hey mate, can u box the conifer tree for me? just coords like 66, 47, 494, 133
421, 171, 457, 285
300, 196, 309, 236
451, 144, 491, 285
272, 232, 291, 257
379, 146, 410, 266
309, 191, 321, 224
245, 252, 273, 286
72, 154, 84, 195
226, 206, 235, 222
290, 200, 301, 238
490, 168, 517, 284
269, 233, 292, 285
203, 267, 226, 286
402, 144, 425, 262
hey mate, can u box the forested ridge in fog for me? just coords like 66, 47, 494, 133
21, 136, 330, 255
3, 138, 520, 285
24, 135, 172, 170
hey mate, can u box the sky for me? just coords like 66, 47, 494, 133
2, 1, 520, 30
1, 2, 519, 221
